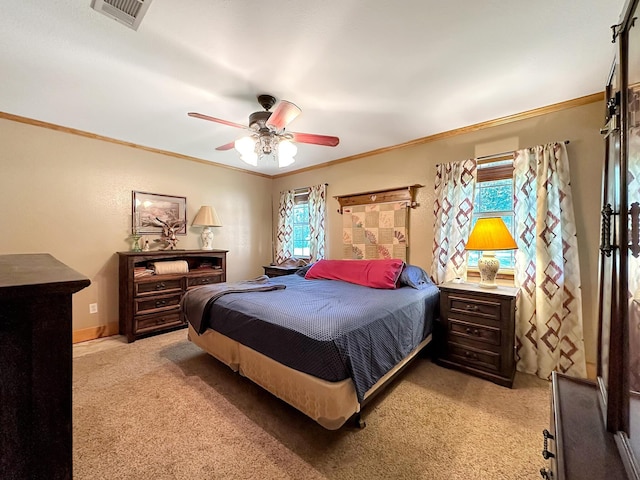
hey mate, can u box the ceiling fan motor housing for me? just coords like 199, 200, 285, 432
249, 111, 272, 130
257, 94, 277, 111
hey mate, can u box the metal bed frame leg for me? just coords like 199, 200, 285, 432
354, 412, 366, 429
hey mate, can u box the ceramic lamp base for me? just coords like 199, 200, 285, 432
200, 227, 214, 250
477, 252, 499, 288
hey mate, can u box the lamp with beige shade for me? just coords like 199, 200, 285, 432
192, 206, 222, 250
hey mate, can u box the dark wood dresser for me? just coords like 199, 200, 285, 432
118, 250, 227, 342
436, 281, 518, 388
263, 265, 301, 277
0, 253, 90, 480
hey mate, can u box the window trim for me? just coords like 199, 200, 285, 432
468, 155, 516, 280
292, 187, 311, 258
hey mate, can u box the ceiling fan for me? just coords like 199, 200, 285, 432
188, 94, 340, 168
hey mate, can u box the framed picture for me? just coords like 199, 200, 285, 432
132, 191, 187, 235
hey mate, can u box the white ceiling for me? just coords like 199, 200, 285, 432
0, 0, 625, 176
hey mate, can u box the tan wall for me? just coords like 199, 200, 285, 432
0, 118, 273, 338
272, 100, 605, 364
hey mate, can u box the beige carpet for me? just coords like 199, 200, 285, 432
73, 330, 550, 480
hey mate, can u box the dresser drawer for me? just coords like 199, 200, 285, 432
135, 312, 183, 333
449, 294, 501, 322
135, 277, 182, 296
187, 271, 224, 288
447, 341, 501, 372
449, 318, 501, 347
134, 292, 182, 315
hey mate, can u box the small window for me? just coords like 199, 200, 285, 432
292, 189, 310, 257
468, 157, 515, 271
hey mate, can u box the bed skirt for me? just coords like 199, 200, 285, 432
187, 324, 431, 430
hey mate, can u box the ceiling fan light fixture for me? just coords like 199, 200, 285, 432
278, 155, 295, 168
234, 136, 256, 156
190, 94, 338, 170
278, 139, 297, 157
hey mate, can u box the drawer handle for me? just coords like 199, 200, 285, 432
464, 351, 479, 360
200, 278, 210, 283
465, 304, 479, 311
155, 282, 166, 290
465, 327, 481, 336
155, 299, 167, 307
542, 429, 555, 460
539, 468, 552, 479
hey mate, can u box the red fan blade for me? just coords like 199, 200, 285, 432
266, 100, 301, 130
291, 132, 340, 147
215, 141, 236, 151
188, 112, 248, 130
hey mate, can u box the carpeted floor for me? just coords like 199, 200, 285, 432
73, 329, 550, 480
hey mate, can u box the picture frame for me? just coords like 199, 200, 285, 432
132, 191, 187, 235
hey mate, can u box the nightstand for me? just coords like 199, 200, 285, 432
263, 265, 301, 278
436, 281, 518, 387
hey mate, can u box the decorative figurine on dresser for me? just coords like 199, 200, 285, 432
118, 250, 227, 342
436, 280, 518, 388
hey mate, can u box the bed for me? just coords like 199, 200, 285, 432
182, 260, 440, 430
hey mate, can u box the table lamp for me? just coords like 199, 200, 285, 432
192, 206, 222, 250
465, 217, 517, 288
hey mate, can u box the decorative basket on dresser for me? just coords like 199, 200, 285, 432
436, 281, 518, 388
118, 249, 227, 343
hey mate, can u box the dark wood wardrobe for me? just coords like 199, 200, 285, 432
543, 1, 640, 478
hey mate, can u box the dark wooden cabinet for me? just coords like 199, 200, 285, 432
436, 281, 518, 388
545, 2, 640, 478
0, 254, 90, 480
263, 265, 301, 277
118, 250, 227, 342
542, 373, 628, 480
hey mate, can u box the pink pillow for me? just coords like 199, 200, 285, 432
304, 259, 405, 289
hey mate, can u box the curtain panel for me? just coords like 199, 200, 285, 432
308, 184, 326, 262
430, 159, 477, 284
275, 189, 295, 265
513, 142, 587, 379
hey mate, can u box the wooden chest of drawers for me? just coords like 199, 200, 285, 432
118, 250, 227, 342
262, 265, 301, 278
436, 281, 518, 387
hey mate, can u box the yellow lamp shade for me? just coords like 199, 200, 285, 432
465, 217, 517, 288
465, 217, 517, 251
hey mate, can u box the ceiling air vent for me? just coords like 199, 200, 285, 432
90, 0, 153, 31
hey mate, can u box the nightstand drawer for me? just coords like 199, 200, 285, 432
134, 293, 182, 315
135, 277, 182, 296
449, 294, 501, 321
449, 318, 501, 347
447, 342, 501, 372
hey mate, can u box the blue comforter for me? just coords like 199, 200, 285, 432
188, 274, 439, 402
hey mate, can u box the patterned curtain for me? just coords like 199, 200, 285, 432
430, 159, 477, 284
342, 202, 408, 260
308, 184, 326, 262
513, 142, 586, 379
275, 189, 295, 264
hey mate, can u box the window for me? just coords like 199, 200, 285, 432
292, 189, 310, 257
468, 156, 515, 271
